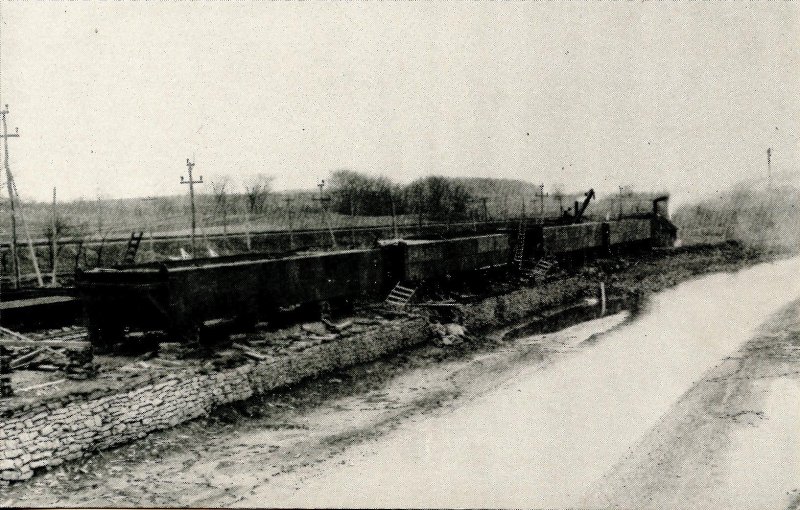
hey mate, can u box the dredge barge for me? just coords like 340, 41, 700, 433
77, 204, 676, 348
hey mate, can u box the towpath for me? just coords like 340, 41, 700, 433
4, 257, 800, 508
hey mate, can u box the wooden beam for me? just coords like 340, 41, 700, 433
0, 338, 90, 349
0, 326, 90, 350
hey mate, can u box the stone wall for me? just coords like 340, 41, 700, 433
0, 280, 597, 485
0, 317, 428, 484
462, 277, 592, 332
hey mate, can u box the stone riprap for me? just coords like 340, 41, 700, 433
0, 279, 594, 485
0, 317, 428, 484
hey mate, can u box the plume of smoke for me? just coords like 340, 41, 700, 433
674, 172, 800, 251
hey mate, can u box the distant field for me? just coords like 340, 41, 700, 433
1, 189, 661, 244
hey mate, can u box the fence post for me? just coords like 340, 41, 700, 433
0, 346, 12, 398
600, 281, 607, 316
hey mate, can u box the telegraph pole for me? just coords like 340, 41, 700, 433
0, 105, 20, 288
95, 191, 102, 237
313, 180, 337, 249
349, 194, 356, 247
618, 186, 625, 219
767, 147, 772, 190
285, 196, 295, 250
142, 196, 157, 261
180, 158, 203, 257
389, 192, 398, 239
539, 183, 545, 220
416, 187, 423, 234
50, 187, 57, 286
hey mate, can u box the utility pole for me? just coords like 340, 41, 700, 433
313, 180, 337, 248
767, 147, 772, 190
349, 194, 356, 248
416, 187, 423, 234
481, 197, 489, 222
618, 186, 625, 219
285, 196, 295, 250
50, 187, 57, 286
539, 183, 545, 221
95, 192, 102, 237
244, 205, 252, 251
180, 158, 203, 257
0, 105, 20, 288
470, 202, 477, 232
389, 192, 398, 239
142, 196, 157, 261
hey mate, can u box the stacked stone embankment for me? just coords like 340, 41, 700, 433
0, 279, 600, 485
0, 317, 428, 484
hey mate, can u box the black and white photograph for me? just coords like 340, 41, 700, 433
0, 1, 799, 508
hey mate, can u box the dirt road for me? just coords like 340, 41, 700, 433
5, 257, 800, 508
234, 257, 800, 508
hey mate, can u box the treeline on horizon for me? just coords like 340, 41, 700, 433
0, 170, 666, 242
1, 166, 797, 266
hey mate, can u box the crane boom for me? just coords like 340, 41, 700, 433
572, 188, 595, 223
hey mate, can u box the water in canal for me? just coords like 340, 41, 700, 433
248, 257, 800, 508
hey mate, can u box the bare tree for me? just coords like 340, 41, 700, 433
243, 174, 274, 215
328, 169, 394, 216
405, 176, 471, 222
42, 218, 83, 283
211, 175, 233, 235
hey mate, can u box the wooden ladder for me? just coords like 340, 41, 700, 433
531, 257, 556, 281
385, 282, 417, 308
123, 231, 144, 265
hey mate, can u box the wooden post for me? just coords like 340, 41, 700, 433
142, 196, 157, 261
51, 187, 58, 286
245, 206, 252, 251
14, 185, 44, 287
285, 196, 295, 250
349, 195, 356, 248
0, 346, 12, 398
417, 188, 423, 235
1, 106, 20, 288
0, 264, 6, 398
390, 193, 398, 239
539, 183, 545, 220
313, 180, 337, 249
600, 281, 607, 316
180, 158, 203, 258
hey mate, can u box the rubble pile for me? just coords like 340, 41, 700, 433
431, 323, 469, 346
3, 327, 96, 380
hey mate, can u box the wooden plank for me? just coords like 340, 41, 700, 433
0, 325, 89, 349
0, 338, 90, 349
9, 348, 44, 369
16, 379, 66, 393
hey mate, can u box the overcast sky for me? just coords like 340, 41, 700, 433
1, 1, 798, 204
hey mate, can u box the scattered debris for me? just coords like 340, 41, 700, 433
231, 343, 272, 362
430, 322, 468, 347
322, 318, 352, 333
301, 323, 328, 336
16, 379, 66, 393
308, 334, 337, 342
